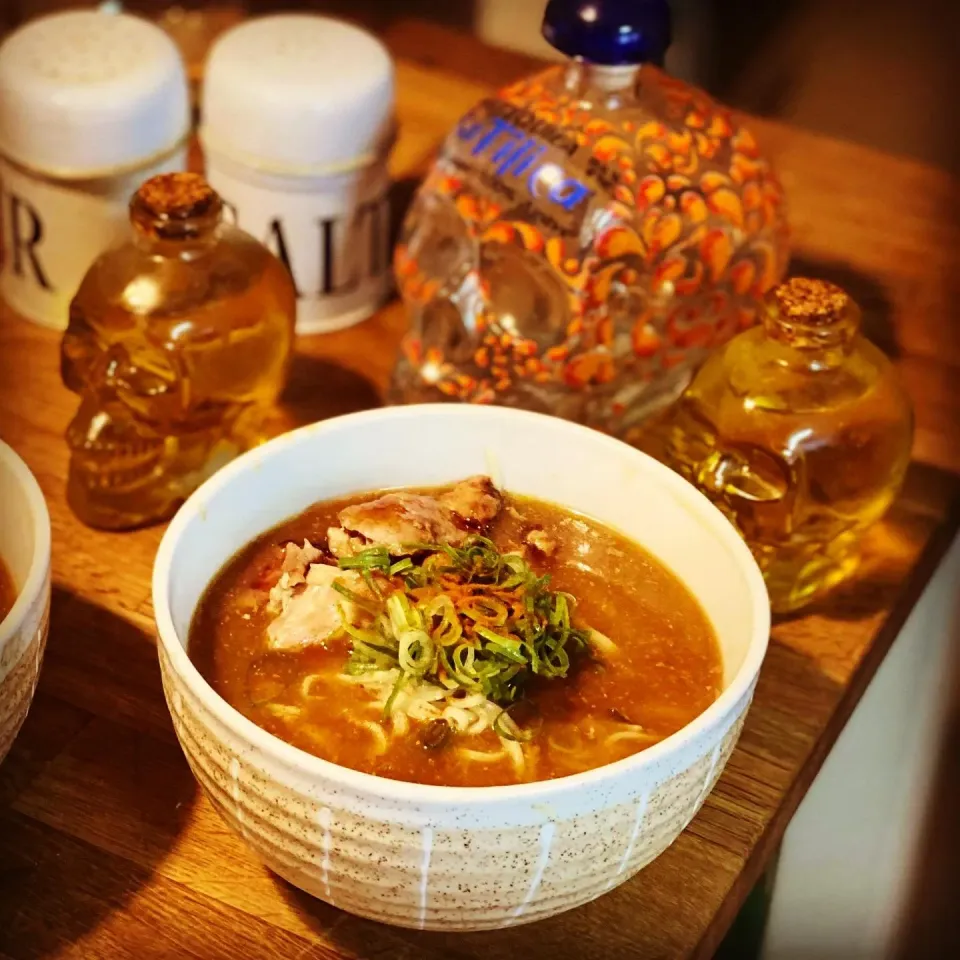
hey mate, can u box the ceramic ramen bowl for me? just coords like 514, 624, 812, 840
0, 440, 51, 764
153, 405, 770, 931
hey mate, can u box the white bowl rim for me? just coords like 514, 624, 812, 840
0, 438, 51, 643
153, 404, 770, 805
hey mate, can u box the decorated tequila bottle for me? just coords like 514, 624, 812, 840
392, 0, 789, 433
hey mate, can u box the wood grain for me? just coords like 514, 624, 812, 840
0, 21, 958, 960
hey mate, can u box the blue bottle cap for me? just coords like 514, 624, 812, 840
542, 0, 672, 66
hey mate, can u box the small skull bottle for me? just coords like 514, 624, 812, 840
642, 277, 913, 613
60, 172, 296, 530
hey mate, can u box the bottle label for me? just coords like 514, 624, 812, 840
207, 157, 392, 335
0, 151, 186, 330
454, 101, 595, 225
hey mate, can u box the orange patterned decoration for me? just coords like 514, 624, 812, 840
392, 59, 789, 434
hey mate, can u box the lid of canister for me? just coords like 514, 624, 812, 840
201, 14, 395, 175
0, 10, 190, 179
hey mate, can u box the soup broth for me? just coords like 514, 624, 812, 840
190, 479, 722, 787
0, 558, 16, 623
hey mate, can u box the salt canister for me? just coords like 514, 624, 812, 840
0, 10, 190, 330
201, 15, 395, 335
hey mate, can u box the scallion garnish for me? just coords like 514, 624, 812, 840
338, 546, 391, 574
342, 535, 591, 718
332, 580, 381, 615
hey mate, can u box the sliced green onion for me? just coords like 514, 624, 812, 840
330, 532, 588, 709
550, 593, 570, 631
338, 546, 390, 573
493, 702, 542, 742
541, 644, 570, 676
362, 570, 382, 599
383, 671, 406, 718
398, 629, 435, 677
452, 642, 478, 677
339, 621, 380, 644
332, 580, 380, 615
386, 592, 420, 635
423, 594, 462, 646
460, 596, 509, 626
349, 637, 398, 670
476, 627, 527, 665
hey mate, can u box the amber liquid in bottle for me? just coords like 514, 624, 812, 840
641, 278, 913, 613
61, 173, 296, 530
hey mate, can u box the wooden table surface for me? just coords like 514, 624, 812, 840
1, 21, 959, 960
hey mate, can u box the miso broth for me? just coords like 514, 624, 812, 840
190, 479, 722, 787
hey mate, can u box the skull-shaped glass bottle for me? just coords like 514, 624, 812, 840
641, 277, 914, 613
391, 0, 789, 433
61, 172, 296, 530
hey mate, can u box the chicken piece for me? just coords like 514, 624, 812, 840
327, 526, 366, 559
266, 564, 365, 651
438, 475, 502, 527
281, 540, 323, 577
525, 528, 557, 557
335, 493, 461, 554
267, 540, 325, 612
328, 477, 503, 556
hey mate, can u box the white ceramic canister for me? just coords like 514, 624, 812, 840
0, 10, 190, 330
201, 15, 395, 335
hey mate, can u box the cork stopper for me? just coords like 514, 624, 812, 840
135, 173, 219, 219
129, 172, 223, 241
770, 277, 850, 323
764, 277, 860, 349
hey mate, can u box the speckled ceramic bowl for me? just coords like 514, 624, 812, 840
0, 440, 51, 764
153, 405, 769, 931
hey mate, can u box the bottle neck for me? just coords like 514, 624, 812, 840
565, 61, 641, 105
130, 203, 222, 259
129, 174, 224, 259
